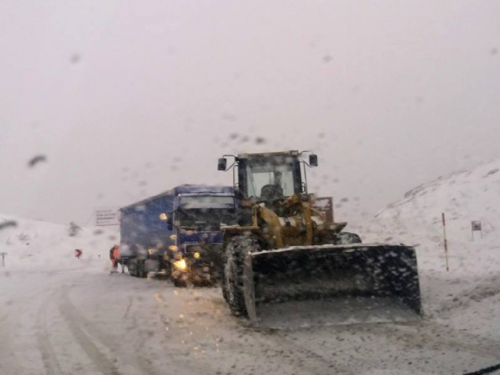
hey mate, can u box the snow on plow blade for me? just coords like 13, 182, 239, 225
242, 244, 422, 327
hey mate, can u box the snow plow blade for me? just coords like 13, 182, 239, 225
242, 244, 421, 327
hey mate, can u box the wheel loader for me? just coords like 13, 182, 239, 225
217, 150, 422, 327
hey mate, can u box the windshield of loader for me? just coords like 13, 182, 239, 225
245, 156, 297, 199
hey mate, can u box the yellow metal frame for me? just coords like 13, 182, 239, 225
222, 194, 345, 249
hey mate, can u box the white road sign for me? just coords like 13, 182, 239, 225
95, 208, 120, 226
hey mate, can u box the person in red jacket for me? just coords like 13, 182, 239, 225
110, 245, 120, 273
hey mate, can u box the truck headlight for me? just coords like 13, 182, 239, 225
169, 245, 178, 251
193, 252, 200, 259
173, 259, 187, 271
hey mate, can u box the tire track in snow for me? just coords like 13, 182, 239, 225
383, 322, 500, 358
0, 312, 23, 374
59, 290, 121, 375
59, 288, 160, 375
305, 320, 500, 363
247, 327, 357, 375
195, 289, 354, 374
36, 292, 64, 375
146, 292, 218, 375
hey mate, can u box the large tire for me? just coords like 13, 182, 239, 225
223, 235, 261, 317
221, 248, 229, 301
335, 232, 362, 245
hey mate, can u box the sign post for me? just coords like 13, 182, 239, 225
95, 208, 120, 227
471, 221, 482, 241
0, 252, 7, 267
442, 213, 449, 272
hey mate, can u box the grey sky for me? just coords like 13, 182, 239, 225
2, 1, 500, 225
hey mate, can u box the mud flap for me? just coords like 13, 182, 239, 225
242, 244, 422, 326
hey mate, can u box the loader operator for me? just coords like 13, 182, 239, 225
259, 171, 284, 203
260, 184, 283, 203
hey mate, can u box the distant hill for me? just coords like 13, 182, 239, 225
374, 158, 500, 244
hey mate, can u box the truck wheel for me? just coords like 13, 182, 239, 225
144, 259, 160, 273
128, 259, 138, 277
335, 232, 362, 245
223, 235, 260, 317
137, 260, 147, 278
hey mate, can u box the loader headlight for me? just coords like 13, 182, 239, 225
173, 259, 187, 271
193, 252, 200, 259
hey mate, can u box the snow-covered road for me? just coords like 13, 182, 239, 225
1, 261, 499, 375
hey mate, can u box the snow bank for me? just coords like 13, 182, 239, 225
0, 213, 118, 272
349, 158, 500, 340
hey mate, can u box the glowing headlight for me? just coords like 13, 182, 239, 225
169, 245, 178, 251
193, 252, 200, 259
148, 248, 155, 255
173, 259, 187, 271
170, 234, 177, 240
159, 213, 168, 221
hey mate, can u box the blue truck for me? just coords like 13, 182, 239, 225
119, 185, 235, 285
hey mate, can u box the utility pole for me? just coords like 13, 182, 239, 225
0, 252, 7, 267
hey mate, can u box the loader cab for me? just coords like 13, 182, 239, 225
238, 154, 301, 201
217, 151, 318, 201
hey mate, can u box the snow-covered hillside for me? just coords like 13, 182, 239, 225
0, 214, 117, 271
361, 158, 500, 271
378, 158, 500, 240
349, 158, 500, 341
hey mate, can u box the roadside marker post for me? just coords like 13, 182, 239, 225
0, 252, 6, 267
442, 213, 449, 272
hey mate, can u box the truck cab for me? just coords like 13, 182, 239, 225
119, 185, 235, 285
170, 190, 236, 285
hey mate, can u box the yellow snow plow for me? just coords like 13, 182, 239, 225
217, 151, 421, 326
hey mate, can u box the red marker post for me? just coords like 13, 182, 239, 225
442, 213, 449, 271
